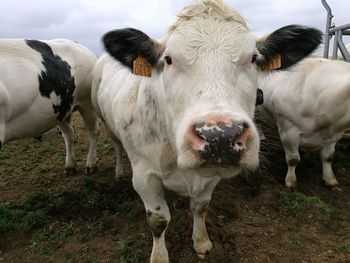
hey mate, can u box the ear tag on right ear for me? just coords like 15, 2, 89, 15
133, 55, 152, 77
260, 54, 281, 71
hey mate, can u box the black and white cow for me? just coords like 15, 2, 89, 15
92, 0, 322, 261
0, 39, 98, 174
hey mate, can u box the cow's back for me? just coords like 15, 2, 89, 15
0, 39, 97, 141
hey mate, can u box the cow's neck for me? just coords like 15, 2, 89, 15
134, 76, 177, 173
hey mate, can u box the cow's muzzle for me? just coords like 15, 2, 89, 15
186, 118, 251, 165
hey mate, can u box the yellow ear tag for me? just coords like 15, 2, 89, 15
133, 55, 152, 77
260, 54, 281, 71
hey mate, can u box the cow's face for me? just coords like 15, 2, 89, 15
102, 3, 321, 176
161, 19, 261, 173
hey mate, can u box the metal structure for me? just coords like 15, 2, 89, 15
322, 0, 350, 61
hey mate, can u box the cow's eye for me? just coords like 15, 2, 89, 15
251, 54, 258, 63
164, 56, 172, 65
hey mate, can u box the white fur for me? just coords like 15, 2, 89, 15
257, 57, 350, 188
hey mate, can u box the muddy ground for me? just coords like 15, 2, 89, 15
0, 114, 350, 263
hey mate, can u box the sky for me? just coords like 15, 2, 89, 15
0, 0, 349, 56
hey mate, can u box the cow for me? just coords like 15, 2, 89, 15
91, 0, 322, 261
257, 57, 350, 189
0, 39, 99, 174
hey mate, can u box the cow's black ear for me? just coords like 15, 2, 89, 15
102, 28, 163, 69
256, 25, 322, 70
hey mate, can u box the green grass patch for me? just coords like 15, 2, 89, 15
98, 139, 114, 152
333, 243, 349, 254
25, 191, 48, 209
0, 148, 12, 159
280, 192, 339, 219
0, 191, 49, 235
117, 201, 139, 221
31, 222, 74, 244
79, 176, 102, 209
40, 141, 59, 155
78, 218, 113, 243
116, 239, 143, 263
0, 206, 46, 235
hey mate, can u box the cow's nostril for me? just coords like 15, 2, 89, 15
194, 125, 206, 141
242, 122, 249, 129
236, 141, 243, 147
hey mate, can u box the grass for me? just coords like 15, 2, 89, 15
291, 238, 303, 249
25, 191, 48, 209
0, 148, 12, 159
0, 206, 46, 235
79, 176, 102, 209
280, 192, 339, 219
100, 139, 114, 152
117, 201, 139, 221
78, 218, 114, 243
31, 222, 75, 255
116, 239, 143, 263
333, 243, 349, 254
39, 141, 59, 155
0, 190, 50, 235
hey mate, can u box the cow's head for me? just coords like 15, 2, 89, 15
102, 0, 321, 177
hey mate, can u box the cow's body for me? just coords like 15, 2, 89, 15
257, 57, 350, 188
0, 39, 99, 173
92, 1, 321, 262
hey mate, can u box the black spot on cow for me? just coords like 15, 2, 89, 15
25, 40, 75, 121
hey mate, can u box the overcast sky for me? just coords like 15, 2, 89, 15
1, 0, 349, 55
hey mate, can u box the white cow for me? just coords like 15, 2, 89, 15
92, 0, 321, 261
257, 57, 350, 188
0, 39, 98, 174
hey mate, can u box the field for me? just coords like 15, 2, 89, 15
1, 114, 350, 263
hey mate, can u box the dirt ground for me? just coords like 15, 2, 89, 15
1, 114, 350, 263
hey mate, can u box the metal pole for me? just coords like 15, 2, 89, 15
337, 31, 350, 61
321, 0, 333, 58
332, 30, 339, 59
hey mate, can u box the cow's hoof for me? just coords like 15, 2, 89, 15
331, 186, 343, 192
285, 181, 297, 190
197, 252, 209, 260
86, 166, 97, 175
324, 178, 339, 188
288, 185, 298, 192
64, 167, 77, 176
194, 239, 212, 259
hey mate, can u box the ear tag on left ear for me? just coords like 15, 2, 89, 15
133, 55, 152, 77
260, 54, 281, 71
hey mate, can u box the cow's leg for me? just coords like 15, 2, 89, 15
0, 122, 4, 150
190, 178, 219, 259
104, 125, 124, 178
111, 138, 124, 178
281, 133, 300, 188
78, 108, 99, 175
58, 117, 76, 175
132, 163, 170, 263
320, 142, 338, 186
